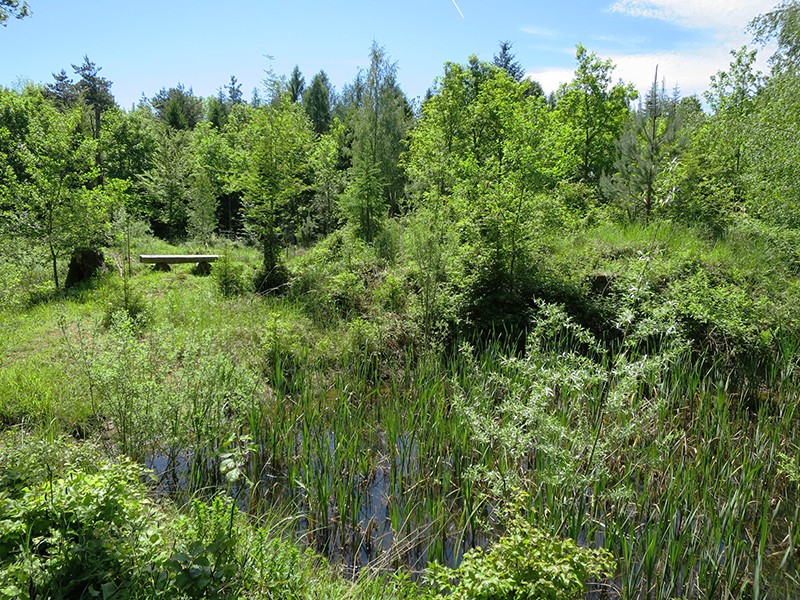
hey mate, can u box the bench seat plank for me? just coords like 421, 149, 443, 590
139, 255, 219, 264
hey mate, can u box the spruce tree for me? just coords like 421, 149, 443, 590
303, 70, 333, 135
493, 41, 525, 82
288, 65, 305, 103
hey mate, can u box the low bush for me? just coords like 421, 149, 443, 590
425, 507, 614, 600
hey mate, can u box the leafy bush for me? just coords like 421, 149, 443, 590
425, 509, 614, 600
101, 279, 149, 329
0, 436, 163, 599
212, 253, 247, 297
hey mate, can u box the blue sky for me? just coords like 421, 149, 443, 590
0, 0, 777, 108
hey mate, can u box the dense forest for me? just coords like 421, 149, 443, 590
3, 1, 800, 598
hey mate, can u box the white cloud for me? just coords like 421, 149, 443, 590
609, 0, 775, 32
611, 48, 736, 98
598, 0, 775, 97
527, 1, 776, 99
527, 46, 771, 99
524, 68, 574, 93
521, 25, 559, 39
591, 33, 649, 46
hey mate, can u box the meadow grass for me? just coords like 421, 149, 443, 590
2, 226, 800, 598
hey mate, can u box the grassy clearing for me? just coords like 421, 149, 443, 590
2, 220, 800, 598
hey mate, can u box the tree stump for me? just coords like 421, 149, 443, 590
65, 248, 106, 288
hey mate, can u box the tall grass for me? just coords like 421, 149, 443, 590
3, 237, 800, 598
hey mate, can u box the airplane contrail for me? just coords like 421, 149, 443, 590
451, 0, 465, 18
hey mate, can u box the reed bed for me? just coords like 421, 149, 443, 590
70, 296, 799, 599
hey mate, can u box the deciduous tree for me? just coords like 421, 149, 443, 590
1, 87, 109, 289
240, 98, 312, 286
553, 45, 635, 184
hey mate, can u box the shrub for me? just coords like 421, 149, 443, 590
425, 509, 614, 600
0, 436, 163, 599
212, 253, 247, 297
101, 280, 149, 329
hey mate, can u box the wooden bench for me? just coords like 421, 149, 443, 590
139, 254, 219, 274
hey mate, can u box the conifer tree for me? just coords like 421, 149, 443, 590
72, 56, 115, 140
288, 65, 305, 103
602, 67, 683, 219
303, 70, 334, 135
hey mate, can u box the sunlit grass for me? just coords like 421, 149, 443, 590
2, 228, 800, 598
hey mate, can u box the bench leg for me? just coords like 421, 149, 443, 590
194, 261, 212, 275
153, 263, 171, 272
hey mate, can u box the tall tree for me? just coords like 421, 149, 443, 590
72, 56, 115, 140
750, 0, 800, 70
703, 47, 763, 207
151, 84, 203, 131
553, 45, 635, 184
226, 75, 243, 105
308, 122, 345, 236
493, 41, 525, 82
138, 126, 193, 239
0, 0, 29, 26
239, 98, 312, 286
344, 42, 410, 237
99, 106, 157, 183
745, 3, 800, 226
602, 67, 683, 219
206, 92, 228, 129
0, 87, 108, 289
406, 57, 555, 329
44, 69, 78, 110
303, 70, 334, 135
288, 65, 305, 103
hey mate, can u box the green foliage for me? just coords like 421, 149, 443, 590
0, 435, 163, 599
212, 252, 247, 297
71, 56, 116, 141
426, 504, 614, 600
1, 85, 109, 289
99, 107, 157, 182
101, 282, 149, 329
602, 68, 684, 220
553, 45, 636, 184
239, 97, 312, 285
750, 0, 800, 70
339, 166, 386, 243
308, 122, 346, 237
138, 125, 194, 239
348, 42, 410, 220
151, 84, 204, 131
187, 169, 218, 243
303, 70, 334, 135
405, 57, 564, 334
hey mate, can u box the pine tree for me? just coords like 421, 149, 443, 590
226, 75, 243, 105
44, 70, 78, 110
288, 65, 305, 103
602, 67, 682, 219
493, 41, 525, 82
72, 56, 115, 140
151, 84, 203, 130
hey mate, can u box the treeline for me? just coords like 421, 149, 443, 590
1, 3, 799, 330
